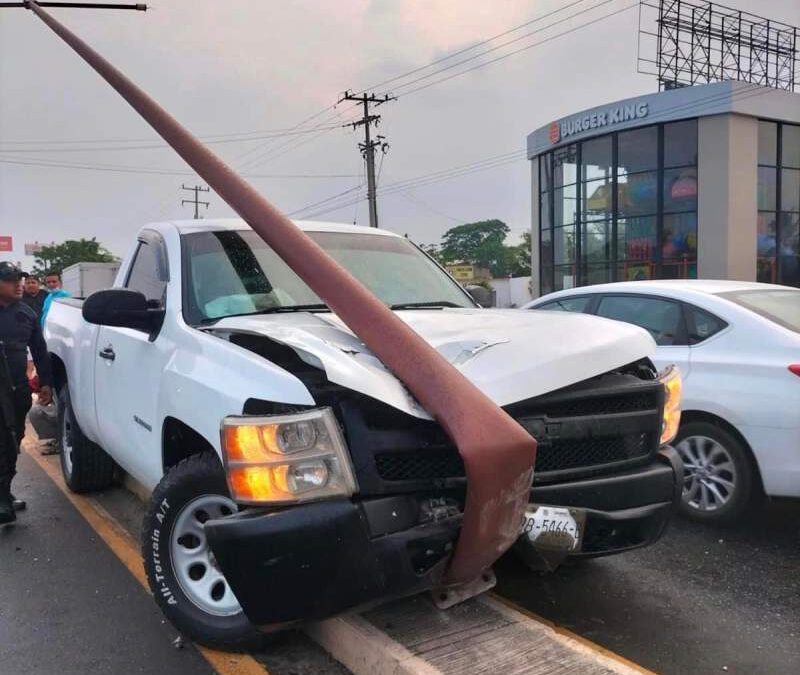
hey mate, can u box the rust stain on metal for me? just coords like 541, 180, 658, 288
26, 0, 536, 584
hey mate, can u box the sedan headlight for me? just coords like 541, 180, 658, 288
659, 366, 682, 445
221, 407, 358, 505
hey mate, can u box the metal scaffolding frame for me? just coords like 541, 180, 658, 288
637, 0, 798, 91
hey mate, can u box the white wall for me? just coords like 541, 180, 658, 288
489, 276, 532, 308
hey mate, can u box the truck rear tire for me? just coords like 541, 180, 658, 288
141, 452, 264, 651
58, 385, 115, 493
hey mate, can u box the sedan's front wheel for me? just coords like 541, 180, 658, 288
674, 421, 754, 525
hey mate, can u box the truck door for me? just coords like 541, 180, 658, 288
94, 231, 171, 487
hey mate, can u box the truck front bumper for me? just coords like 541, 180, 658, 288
205, 447, 681, 629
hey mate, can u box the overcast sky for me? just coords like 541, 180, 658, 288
1, 0, 798, 269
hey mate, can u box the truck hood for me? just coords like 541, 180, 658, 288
209, 309, 656, 419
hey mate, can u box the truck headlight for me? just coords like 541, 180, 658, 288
221, 407, 358, 505
659, 366, 682, 445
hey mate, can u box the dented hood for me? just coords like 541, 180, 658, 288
210, 308, 656, 419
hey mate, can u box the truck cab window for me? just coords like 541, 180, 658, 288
126, 240, 167, 306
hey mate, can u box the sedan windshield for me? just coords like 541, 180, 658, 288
718, 288, 800, 333
182, 229, 474, 323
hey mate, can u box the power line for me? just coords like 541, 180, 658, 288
389, 0, 621, 96
398, 2, 640, 97
354, 0, 597, 96
0, 155, 360, 178
0, 122, 350, 152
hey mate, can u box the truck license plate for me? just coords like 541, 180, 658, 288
521, 506, 585, 552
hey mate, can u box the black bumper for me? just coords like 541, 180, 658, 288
205, 447, 681, 628
529, 446, 683, 557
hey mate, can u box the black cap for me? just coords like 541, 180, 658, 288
0, 262, 24, 281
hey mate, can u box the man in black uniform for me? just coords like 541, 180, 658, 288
0, 262, 53, 525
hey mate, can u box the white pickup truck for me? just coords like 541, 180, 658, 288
46, 219, 682, 650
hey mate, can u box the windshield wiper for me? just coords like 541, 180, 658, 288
254, 304, 330, 313
390, 301, 462, 310
199, 304, 330, 325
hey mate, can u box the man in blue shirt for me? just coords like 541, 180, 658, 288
40, 270, 71, 328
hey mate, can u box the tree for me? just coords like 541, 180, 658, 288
439, 219, 510, 276
506, 231, 532, 277
33, 237, 116, 276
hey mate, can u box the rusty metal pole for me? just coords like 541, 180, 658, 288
24, 0, 536, 585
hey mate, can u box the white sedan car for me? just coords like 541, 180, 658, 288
524, 280, 800, 524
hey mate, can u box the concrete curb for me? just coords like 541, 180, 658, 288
307, 616, 442, 675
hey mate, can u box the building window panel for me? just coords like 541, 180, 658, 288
584, 263, 617, 285
663, 167, 698, 213
554, 265, 577, 291
582, 177, 613, 222
540, 224, 553, 265
618, 126, 658, 175
781, 124, 800, 169
582, 220, 612, 265
540, 153, 552, 194
618, 171, 658, 217
664, 120, 698, 168
663, 212, 698, 261
617, 215, 657, 264
554, 184, 577, 227
758, 121, 778, 166
778, 213, 800, 287
780, 168, 800, 213
540, 194, 551, 230
660, 259, 698, 280
553, 225, 576, 265
758, 166, 777, 211
553, 145, 578, 187
581, 136, 613, 181
757, 212, 778, 284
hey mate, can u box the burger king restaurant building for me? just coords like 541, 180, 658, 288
527, 81, 800, 296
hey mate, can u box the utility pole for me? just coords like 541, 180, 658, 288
339, 90, 395, 228
181, 184, 210, 219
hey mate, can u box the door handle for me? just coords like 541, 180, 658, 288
98, 346, 116, 362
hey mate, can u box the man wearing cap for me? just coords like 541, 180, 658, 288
0, 262, 53, 525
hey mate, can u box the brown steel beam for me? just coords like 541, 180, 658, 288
24, 0, 536, 585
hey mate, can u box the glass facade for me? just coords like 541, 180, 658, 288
757, 121, 800, 287
538, 120, 698, 294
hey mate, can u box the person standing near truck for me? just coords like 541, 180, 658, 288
0, 262, 54, 525
40, 270, 70, 328
21, 274, 48, 318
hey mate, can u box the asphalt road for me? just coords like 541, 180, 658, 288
5, 435, 798, 675
0, 447, 348, 675
495, 498, 800, 675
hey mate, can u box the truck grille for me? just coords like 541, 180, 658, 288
371, 382, 663, 485
374, 431, 656, 482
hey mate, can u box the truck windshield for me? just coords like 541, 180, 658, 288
182, 229, 474, 323
717, 288, 800, 334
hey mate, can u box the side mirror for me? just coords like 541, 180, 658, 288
82, 288, 164, 333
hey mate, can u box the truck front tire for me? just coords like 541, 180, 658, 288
57, 386, 115, 493
141, 452, 264, 651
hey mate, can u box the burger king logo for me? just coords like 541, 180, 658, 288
548, 121, 560, 144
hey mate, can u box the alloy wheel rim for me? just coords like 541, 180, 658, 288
676, 435, 737, 512
170, 494, 242, 617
